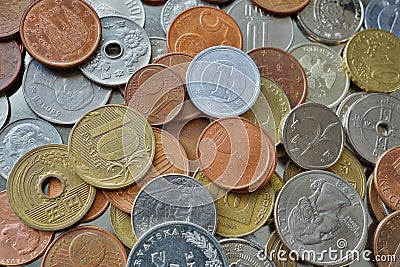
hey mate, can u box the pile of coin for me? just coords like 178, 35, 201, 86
0, 0, 399, 266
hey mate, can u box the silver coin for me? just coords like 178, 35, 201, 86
336, 92, 367, 126
160, 0, 218, 34
127, 221, 228, 267
186, 46, 261, 118
143, 4, 166, 38
274, 170, 368, 266
131, 174, 217, 238
297, 0, 364, 44
220, 238, 275, 266
150, 37, 168, 62
289, 43, 349, 109
281, 103, 344, 169
85, 0, 145, 27
227, 0, 294, 52
79, 15, 151, 87
0, 93, 9, 130
365, 0, 400, 38
392, 88, 400, 100
345, 93, 400, 164
23, 59, 112, 124
0, 118, 63, 179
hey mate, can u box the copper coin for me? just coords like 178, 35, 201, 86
197, 117, 277, 192
0, 40, 22, 93
368, 174, 388, 222
0, 0, 31, 40
20, 0, 101, 68
248, 47, 308, 108
141, 0, 166, 5
103, 127, 189, 214
124, 64, 185, 126
374, 146, 400, 211
153, 52, 193, 83
41, 225, 127, 267
167, 6, 242, 57
0, 191, 54, 266
252, 0, 310, 15
373, 210, 400, 267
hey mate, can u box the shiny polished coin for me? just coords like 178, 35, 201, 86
132, 174, 217, 238
367, 174, 387, 221
20, 0, 101, 68
194, 170, 275, 237
0, 0, 31, 40
150, 37, 168, 62
336, 92, 367, 126
23, 59, 112, 124
153, 52, 193, 82
0, 118, 62, 179
0, 190, 54, 266
281, 103, 344, 169
125, 64, 185, 125
345, 93, 400, 164
344, 29, 400, 93
110, 204, 136, 248
68, 104, 155, 189
186, 46, 260, 118
0, 94, 9, 130
0, 40, 22, 93
7, 145, 96, 231
80, 15, 151, 87
365, 0, 400, 38
297, 0, 364, 44
167, 7, 242, 56
127, 221, 228, 267
275, 170, 368, 266
252, 0, 309, 15
248, 47, 308, 108
41, 225, 127, 267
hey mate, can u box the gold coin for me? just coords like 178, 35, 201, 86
6, 144, 96, 231
110, 204, 136, 249
266, 230, 298, 267
194, 169, 274, 237
270, 172, 284, 195
68, 104, 155, 189
283, 160, 304, 182
344, 29, 400, 93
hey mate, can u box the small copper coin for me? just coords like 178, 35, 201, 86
0, 40, 22, 93
41, 225, 127, 267
167, 6, 242, 57
0, 191, 54, 266
20, 0, 101, 68
153, 52, 193, 83
368, 174, 387, 222
252, 0, 310, 15
124, 64, 185, 126
248, 47, 308, 108
141, 0, 166, 5
197, 117, 277, 192
374, 146, 400, 211
0, 0, 31, 40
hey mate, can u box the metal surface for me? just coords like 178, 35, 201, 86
364, 0, 400, 38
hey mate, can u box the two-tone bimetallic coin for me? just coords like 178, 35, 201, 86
0, 94, 9, 130
80, 15, 151, 87
127, 221, 228, 267
365, 0, 400, 38
275, 170, 368, 266
186, 46, 260, 118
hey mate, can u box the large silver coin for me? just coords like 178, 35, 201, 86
80, 15, 151, 87
281, 103, 344, 169
275, 170, 368, 266
131, 174, 217, 238
297, 0, 364, 44
227, 0, 293, 52
0, 93, 9, 130
150, 37, 168, 62
0, 118, 63, 179
345, 93, 400, 164
186, 46, 260, 118
289, 43, 349, 109
336, 92, 367, 127
127, 221, 228, 267
23, 59, 112, 124
365, 0, 400, 38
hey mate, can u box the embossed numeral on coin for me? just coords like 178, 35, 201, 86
200, 11, 233, 45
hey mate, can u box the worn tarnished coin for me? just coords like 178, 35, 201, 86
0, 0, 31, 40
23, 59, 112, 124
281, 103, 344, 169
153, 52, 193, 82
186, 46, 260, 118
110, 204, 136, 248
41, 225, 127, 266
252, 0, 310, 15
80, 15, 151, 87
7, 145, 96, 231
132, 174, 217, 238
0, 40, 22, 93
0, 190, 54, 266
149, 37, 168, 62
0, 118, 62, 179
20, 0, 101, 68
0, 94, 9, 130
68, 104, 155, 189
275, 170, 368, 266
365, 0, 400, 38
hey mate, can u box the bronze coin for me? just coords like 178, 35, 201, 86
0, 40, 22, 93
124, 64, 185, 126
374, 146, 400, 211
141, 0, 166, 5
153, 52, 193, 83
368, 174, 387, 222
0, 191, 54, 266
0, 0, 31, 40
20, 0, 101, 68
167, 6, 242, 57
41, 225, 127, 267
248, 47, 308, 108
252, 0, 310, 15
103, 127, 189, 214
197, 117, 277, 192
